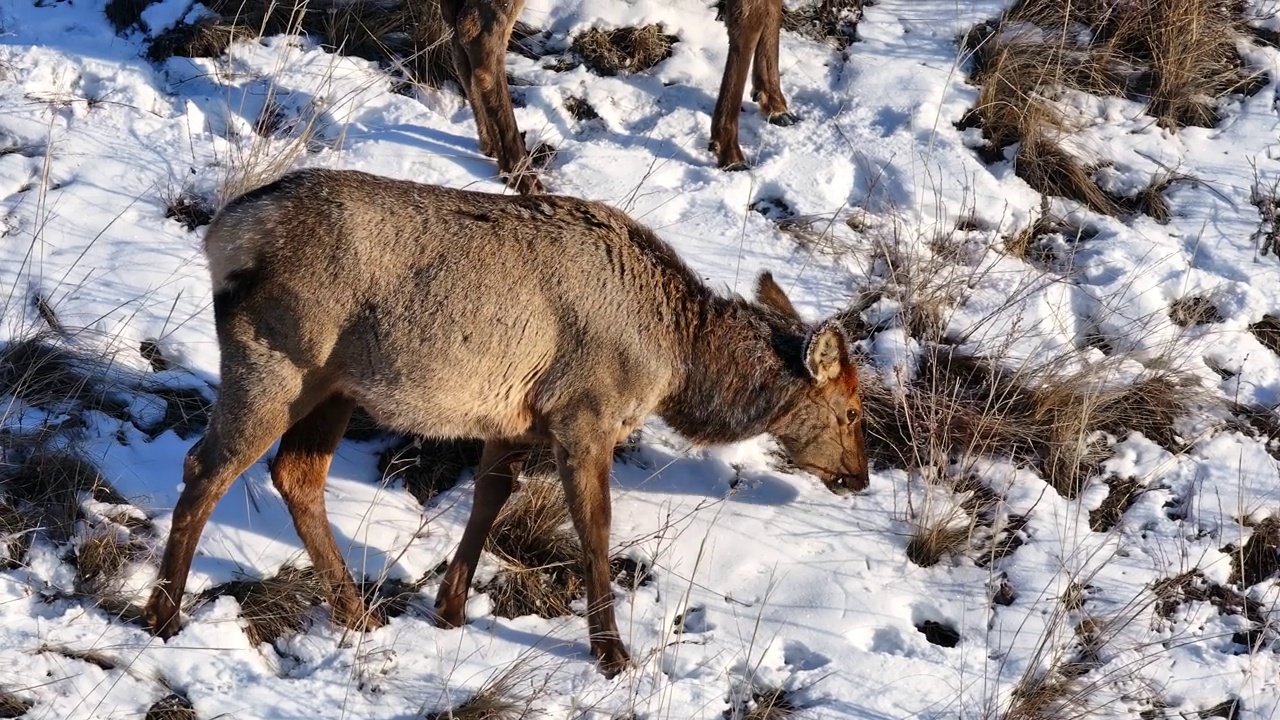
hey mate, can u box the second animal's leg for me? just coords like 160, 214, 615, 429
750, 0, 797, 126
710, 0, 765, 170
269, 393, 379, 631
454, 0, 542, 194
435, 440, 529, 627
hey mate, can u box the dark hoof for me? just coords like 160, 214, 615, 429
143, 593, 181, 640
593, 640, 632, 678
434, 599, 466, 630
768, 111, 799, 127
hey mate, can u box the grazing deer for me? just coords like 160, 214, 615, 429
441, 0, 795, 194
142, 168, 865, 676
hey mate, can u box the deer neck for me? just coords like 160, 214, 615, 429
659, 298, 806, 445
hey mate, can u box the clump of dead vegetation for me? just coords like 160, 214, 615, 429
481, 477, 583, 619
781, 0, 865, 49
161, 187, 215, 232
961, 1, 1261, 216
145, 0, 459, 89
378, 437, 483, 506
725, 686, 801, 720
0, 687, 32, 719
145, 691, 197, 720
1228, 516, 1280, 588
198, 565, 325, 646
1169, 296, 1224, 327
863, 348, 1198, 497
1087, 476, 1144, 531
425, 661, 537, 720
1153, 568, 1272, 651
1249, 315, 1280, 356
906, 474, 1027, 568
569, 24, 676, 76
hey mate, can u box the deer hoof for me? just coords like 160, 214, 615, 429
768, 111, 799, 127
593, 640, 632, 678
143, 591, 181, 640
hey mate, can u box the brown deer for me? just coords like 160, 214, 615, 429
441, 0, 795, 194
142, 168, 865, 677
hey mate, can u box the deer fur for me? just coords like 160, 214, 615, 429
442, 0, 795, 194
142, 168, 866, 677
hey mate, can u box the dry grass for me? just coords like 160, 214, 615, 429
1228, 516, 1280, 587
425, 662, 536, 720
1250, 166, 1280, 259
147, 0, 456, 89
0, 687, 31, 718
570, 25, 676, 76
863, 349, 1198, 497
145, 692, 196, 720
200, 565, 325, 646
481, 478, 583, 619
1249, 315, 1280, 356
906, 520, 973, 568
0, 495, 31, 569
1228, 402, 1280, 461
781, 0, 865, 49
0, 336, 131, 419
1169, 296, 1224, 327
1, 448, 126, 540
378, 437, 482, 506
726, 687, 800, 720
1087, 476, 1143, 531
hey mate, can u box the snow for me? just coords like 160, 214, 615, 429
2, 0, 1280, 717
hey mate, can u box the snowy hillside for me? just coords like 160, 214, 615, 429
2, 0, 1280, 717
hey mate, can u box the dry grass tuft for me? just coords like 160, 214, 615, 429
1228, 402, 1280, 460
0, 687, 32, 718
863, 349, 1197, 497
726, 687, 800, 720
1169, 296, 1223, 327
0, 496, 32, 569
201, 565, 325, 646
781, 0, 865, 49
425, 662, 535, 720
563, 96, 599, 123
145, 692, 196, 720
482, 478, 583, 619
1249, 315, 1280, 356
906, 520, 972, 568
1229, 517, 1280, 587
1088, 476, 1143, 532
144, 387, 213, 441
378, 437, 483, 506
570, 25, 676, 76
147, 0, 457, 89
1249, 168, 1280, 259
162, 185, 215, 230
0, 337, 131, 419
1000, 672, 1082, 720
1, 448, 126, 540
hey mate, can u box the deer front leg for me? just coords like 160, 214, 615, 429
711, 5, 765, 171
553, 432, 629, 677
454, 0, 542, 194
750, 0, 797, 126
436, 440, 528, 627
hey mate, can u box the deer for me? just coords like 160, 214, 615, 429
440, 0, 795, 194
142, 168, 867, 677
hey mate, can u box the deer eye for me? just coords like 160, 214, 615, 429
846, 408, 859, 424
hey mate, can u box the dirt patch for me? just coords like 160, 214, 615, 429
1249, 315, 1280, 356
145, 692, 196, 720
1089, 476, 1145, 532
1170, 296, 1224, 327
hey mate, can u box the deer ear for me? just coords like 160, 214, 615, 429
805, 322, 847, 384
756, 272, 800, 321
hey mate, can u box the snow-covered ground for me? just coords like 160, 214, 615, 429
2, 0, 1280, 717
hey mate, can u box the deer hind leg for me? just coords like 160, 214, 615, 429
269, 393, 378, 632
144, 360, 310, 639
436, 439, 528, 628
453, 0, 541, 194
553, 430, 629, 677
750, 0, 796, 126
711, 0, 765, 171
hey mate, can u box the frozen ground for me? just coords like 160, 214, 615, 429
2, 0, 1280, 717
